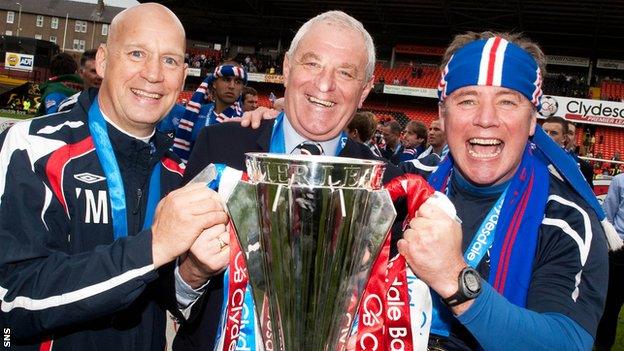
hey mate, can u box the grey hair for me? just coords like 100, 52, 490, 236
286, 10, 376, 82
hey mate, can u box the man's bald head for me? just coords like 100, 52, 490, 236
108, 3, 185, 48
95, 2, 187, 137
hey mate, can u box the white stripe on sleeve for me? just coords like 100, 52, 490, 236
0, 264, 154, 312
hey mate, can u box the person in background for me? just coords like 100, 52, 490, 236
381, 119, 402, 162
164, 61, 248, 162
400, 119, 447, 179
242, 86, 259, 111
595, 175, 624, 350
346, 110, 382, 156
542, 115, 568, 147
565, 121, 595, 188
543, 117, 594, 187
54, 50, 102, 113
397, 120, 427, 162
80, 49, 103, 89
38, 52, 83, 115
373, 121, 386, 151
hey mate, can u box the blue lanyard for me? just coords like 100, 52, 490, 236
431, 184, 507, 337
463, 188, 507, 267
88, 99, 161, 240
444, 177, 508, 265
142, 165, 160, 231
269, 113, 347, 155
269, 113, 287, 153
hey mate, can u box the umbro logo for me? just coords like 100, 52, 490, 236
74, 173, 106, 184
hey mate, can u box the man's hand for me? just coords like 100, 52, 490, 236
397, 202, 467, 309
224, 106, 279, 129
178, 223, 231, 288
151, 183, 228, 268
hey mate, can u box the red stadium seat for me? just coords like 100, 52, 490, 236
374, 63, 439, 88
601, 80, 624, 100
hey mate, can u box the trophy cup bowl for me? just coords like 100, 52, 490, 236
226, 153, 396, 351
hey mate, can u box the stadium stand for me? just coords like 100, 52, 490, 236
374, 63, 438, 88
363, 100, 437, 127
601, 80, 624, 101
542, 73, 589, 98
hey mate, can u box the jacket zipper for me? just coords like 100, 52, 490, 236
133, 188, 143, 215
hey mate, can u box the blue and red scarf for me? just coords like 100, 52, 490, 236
430, 143, 548, 306
172, 64, 247, 162
427, 127, 617, 336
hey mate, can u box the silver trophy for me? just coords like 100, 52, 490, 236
226, 153, 396, 351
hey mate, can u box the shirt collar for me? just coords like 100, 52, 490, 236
100, 108, 154, 143
283, 115, 341, 155
451, 170, 509, 197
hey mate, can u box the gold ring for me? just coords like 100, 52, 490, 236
217, 236, 227, 251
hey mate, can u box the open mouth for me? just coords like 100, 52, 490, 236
467, 138, 503, 158
306, 94, 335, 108
131, 88, 162, 100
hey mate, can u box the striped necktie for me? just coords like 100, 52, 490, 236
292, 141, 324, 155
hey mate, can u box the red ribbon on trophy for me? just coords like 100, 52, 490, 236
221, 225, 249, 351
221, 171, 251, 351
357, 174, 435, 351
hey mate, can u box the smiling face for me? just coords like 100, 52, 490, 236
282, 21, 373, 141
441, 85, 536, 186
95, 4, 187, 137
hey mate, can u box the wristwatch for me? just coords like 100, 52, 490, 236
443, 266, 482, 307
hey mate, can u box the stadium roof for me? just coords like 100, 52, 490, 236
0, 0, 125, 23
151, 0, 624, 60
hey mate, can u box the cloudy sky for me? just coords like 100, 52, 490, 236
69, 0, 140, 9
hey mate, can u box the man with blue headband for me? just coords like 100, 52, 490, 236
398, 32, 618, 350
162, 62, 247, 162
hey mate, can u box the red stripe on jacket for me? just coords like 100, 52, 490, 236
45, 137, 95, 215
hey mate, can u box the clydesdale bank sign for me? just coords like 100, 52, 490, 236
540, 95, 624, 128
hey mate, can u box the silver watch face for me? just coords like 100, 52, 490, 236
464, 272, 480, 293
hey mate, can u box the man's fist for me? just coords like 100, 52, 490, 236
151, 183, 228, 268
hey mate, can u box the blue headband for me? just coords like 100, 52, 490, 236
207, 64, 248, 85
438, 37, 542, 108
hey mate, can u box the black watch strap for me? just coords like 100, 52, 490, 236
443, 290, 470, 307
442, 266, 482, 307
